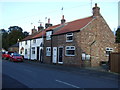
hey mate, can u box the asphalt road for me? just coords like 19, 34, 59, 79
2, 60, 120, 88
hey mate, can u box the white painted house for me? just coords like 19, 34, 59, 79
19, 29, 45, 62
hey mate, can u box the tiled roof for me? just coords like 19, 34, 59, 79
46, 24, 61, 31
22, 32, 38, 41
32, 30, 46, 39
53, 16, 93, 35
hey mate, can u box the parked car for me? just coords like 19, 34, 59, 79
3, 51, 14, 60
2, 52, 6, 59
9, 53, 23, 62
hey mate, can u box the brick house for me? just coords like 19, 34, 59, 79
43, 3, 117, 67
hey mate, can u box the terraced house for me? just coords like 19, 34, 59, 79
19, 4, 118, 67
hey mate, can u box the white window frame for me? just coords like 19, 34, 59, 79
106, 47, 113, 56
46, 47, 51, 56
46, 31, 52, 40
25, 41, 27, 45
33, 39, 36, 43
66, 33, 73, 42
32, 47, 35, 54
65, 46, 75, 56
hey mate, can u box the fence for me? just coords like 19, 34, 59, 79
109, 53, 120, 73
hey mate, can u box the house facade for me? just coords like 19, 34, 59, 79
19, 3, 117, 67
19, 27, 44, 61
43, 3, 117, 67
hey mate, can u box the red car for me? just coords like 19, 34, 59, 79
2, 52, 6, 59
9, 53, 23, 62
3, 51, 14, 60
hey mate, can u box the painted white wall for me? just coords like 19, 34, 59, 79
31, 38, 43, 60
19, 40, 31, 59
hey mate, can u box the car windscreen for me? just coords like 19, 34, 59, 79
13, 53, 21, 56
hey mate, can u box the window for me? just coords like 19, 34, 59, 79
46, 47, 51, 56
32, 47, 35, 54
46, 31, 52, 40
106, 47, 113, 56
25, 49, 27, 54
66, 33, 73, 42
66, 46, 75, 56
33, 39, 36, 43
25, 41, 27, 45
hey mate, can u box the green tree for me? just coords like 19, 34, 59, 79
1, 26, 29, 50
116, 27, 120, 43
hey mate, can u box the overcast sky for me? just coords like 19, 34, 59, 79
0, 0, 119, 34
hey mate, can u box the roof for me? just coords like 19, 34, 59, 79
53, 16, 93, 35
10, 43, 19, 47
22, 32, 38, 41
45, 24, 61, 31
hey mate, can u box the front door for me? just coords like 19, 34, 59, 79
40, 49, 43, 62
37, 47, 39, 60
52, 47, 57, 63
58, 47, 63, 63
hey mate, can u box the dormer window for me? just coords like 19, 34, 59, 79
46, 31, 52, 40
66, 33, 73, 42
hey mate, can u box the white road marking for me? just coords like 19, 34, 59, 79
24, 69, 32, 72
55, 80, 80, 88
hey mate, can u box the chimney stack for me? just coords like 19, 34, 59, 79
38, 24, 44, 32
61, 15, 66, 24
45, 18, 52, 29
92, 3, 101, 17
31, 26, 37, 34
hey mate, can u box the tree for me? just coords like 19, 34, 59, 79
1, 26, 29, 50
116, 27, 120, 43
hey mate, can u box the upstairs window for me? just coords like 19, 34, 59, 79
33, 39, 36, 43
46, 31, 52, 40
25, 41, 27, 45
66, 33, 73, 42
46, 47, 51, 56
106, 47, 113, 56
66, 46, 75, 56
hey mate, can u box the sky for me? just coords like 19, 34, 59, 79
0, 0, 119, 34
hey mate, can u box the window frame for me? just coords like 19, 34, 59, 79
66, 33, 73, 42
32, 47, 35, 54
46, 47, 51, 56
25, 41, 27, 45
46, 31, 52, 40
33, 39, 36, 43
65, 46, 75, 56
25, 49, 27, 54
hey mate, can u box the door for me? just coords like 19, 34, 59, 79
58, 47, 63, 63
37, 47, 39, 60
52, 47, 57, 63
40, 49, 43, 62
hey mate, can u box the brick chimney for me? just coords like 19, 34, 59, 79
38, 24, 44, 32
61, 15, 66, 24
45, 18, 52, 29
92, 3, 101, 17
32, 26, 37, 34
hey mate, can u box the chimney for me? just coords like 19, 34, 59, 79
45, 18, 52, 29
92, 3, 101, 17
38, 24, 44, 32
61, 15, 66, 24
31, 26, 37, 34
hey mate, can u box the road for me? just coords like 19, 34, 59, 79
2, 60, 119, 88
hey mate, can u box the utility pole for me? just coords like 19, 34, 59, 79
38, 20, 44, 63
